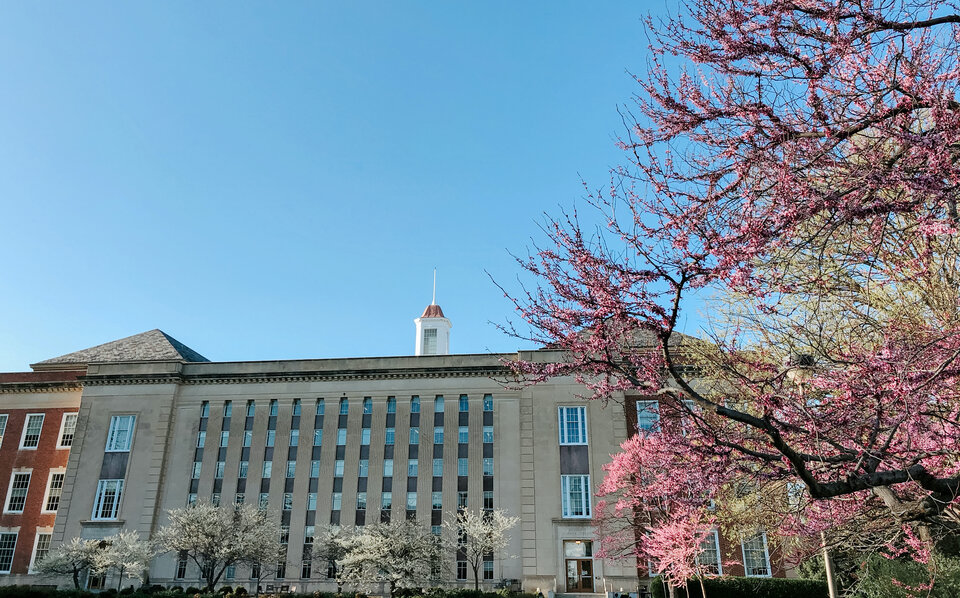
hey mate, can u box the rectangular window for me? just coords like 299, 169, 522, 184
289, 430, 299, 446
293, 399, 301, 416
458, 426, 469, 443
363, 398, 373, 414
311, 461, 320, 477
383, 459, 394, 477
44, 472, 65, 512
483, 560, 494, 580
409, 427, 420, 444
307, 493, 317, 510
458, 458, 468, 476
337, 429, 347, 445
243, 430, 252, 447
215, 461, 225, 479
259, 493, 269, 509
387, 397, 396, 413
187, 493, 197, 506
262, 462, 272, 478
239, 461, 249, 478
459, 395, 469, 412
339, 399, 349, 415
483, 491, 494, 510
477, 424, 491, 447
406, 492, 417, 509
226, 564, 236, 579
0, 533, 17, 573
458, 491, 468, 508
411, 396, 421, 413
286, 461, 296, 478
434, 427, 444, 443
31, 532, 52, 571
266, 429, 276, 446
0, 415, 7, 448
483, 394, 493, 411
211, 493, 221, 507
697, 530, 722, 575
92, 479, 124, 520
482, 458, 494, 476
331, 493, 342, 510
408, 459, 418, 477
381, 492, 392, 508
433, 458, 443, 476
197, 431, 206, 448
456, 561, 467, 580
356, 492, 367, 510
220, 431, 229, 447
176, 552, 188, 579
283, 493, 293, 511
5, 472, 31, 512
224, 401, 232, 418
423, 328, 437, 354
558, 406, 588, 445
201, 401, 210, 418
359, 460, 369, 477
105, 415, 136, 452
432, 491, 442, 510
431, 525, 442, 536
235, 493, 245, 505
636, 400, 660, 432
316, 399, 325, 415
270, 399, 279, 416
742, 533, 771, 577
301, 560, 311, 579
361, 429, 370, 445
21, 414, 44, 449
561, 475, 591, 518
247, 401, 256, 417
314, 429, 323, 446
385, 428, 395, 445
58, 413, 78, 448
192, 462, 202, 479
334, 460, 344, 477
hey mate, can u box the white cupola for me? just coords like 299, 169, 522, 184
414, 270, 451, 356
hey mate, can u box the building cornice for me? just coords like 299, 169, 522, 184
78, 365, 512, 386
0, 382, 82, 394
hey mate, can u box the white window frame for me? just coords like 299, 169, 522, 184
20, 413, 44, 449
29, 528, 53, 573
57, 412, 79, 449
741, 532, 772, 577
0, 532, 18, 574
558, 406, 588, 445
636, 400, 660, 432
105, 415, 136, 452
560, 474, 592, 518
42, 468, 66, 513
0, 414, 7, 448
4, 469, 32, 513
696, 529, 722, 575
91, 479, 124, 520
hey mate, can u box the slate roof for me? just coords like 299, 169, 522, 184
31, 329, 209, 370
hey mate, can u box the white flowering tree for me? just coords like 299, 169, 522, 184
447, 509, 519, 590
156, 501, 281, 592
338, 519, 445, 598
96, 530, 156, 590
310, 525, 351, 592
35, 537, 106, 589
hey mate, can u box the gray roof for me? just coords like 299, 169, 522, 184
32, 329, 209, 370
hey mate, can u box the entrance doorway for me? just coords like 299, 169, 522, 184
563, 540, 594, 592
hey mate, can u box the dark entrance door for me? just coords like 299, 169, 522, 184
565, 558, 594, 592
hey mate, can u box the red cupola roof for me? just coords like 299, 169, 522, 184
421, 304, 446, 318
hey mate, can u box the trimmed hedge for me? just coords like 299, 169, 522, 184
649, 576, 829, 598
0, 587, 530, 598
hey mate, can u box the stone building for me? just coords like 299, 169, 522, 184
0, 305, 780, 593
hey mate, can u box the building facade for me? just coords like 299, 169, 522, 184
0, 309, 782, 593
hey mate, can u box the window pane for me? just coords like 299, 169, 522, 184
636, 400, 660, 432
408, 460, 418, 477
105, 416, 136, 452
22, 414, 44, 448
483, 394, 493, 412
385, 428, 395, 445
459, 395, 469, 412
483, 426, 494, 443
337, 429, 347, 445
458, 427, 469, 443
433, 458, 443, 476
6, 473, 30, 512
409, 427, 419, 444
383, 460, 394, 477
410, 396, 420, 413
363, 398, 372, 414
45, 473, 65, 511
59, 413, 78, 447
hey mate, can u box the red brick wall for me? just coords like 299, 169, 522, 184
0, 407, 77, 574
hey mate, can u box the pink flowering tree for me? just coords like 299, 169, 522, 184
502, 0, 960, 572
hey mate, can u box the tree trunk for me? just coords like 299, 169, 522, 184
473, 562, 481, 591
698, 575, 707, 598
72, 568, 80, 590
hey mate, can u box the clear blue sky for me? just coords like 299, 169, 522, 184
0, 2, 662, 370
